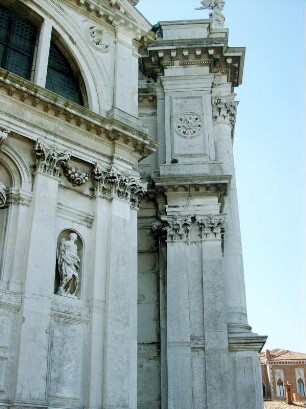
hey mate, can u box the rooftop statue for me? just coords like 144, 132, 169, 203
196, 0, 225, 29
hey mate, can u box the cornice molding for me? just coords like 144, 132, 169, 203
0, 68, 157, 159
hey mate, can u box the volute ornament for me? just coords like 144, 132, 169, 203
34, 140, 71, 178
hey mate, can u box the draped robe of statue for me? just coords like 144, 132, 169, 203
57, 233, 80, 297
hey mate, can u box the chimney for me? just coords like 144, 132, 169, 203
265, 350, 270, 359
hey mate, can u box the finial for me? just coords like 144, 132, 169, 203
195, 0, 225, 29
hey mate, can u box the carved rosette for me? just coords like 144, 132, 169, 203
152, 214, 226, 243
175, 113, 202, 138
0, 182, 7, 208
212, 96, 237, 127
34, 140, 71, 178
93, 164, 147, 209
197, 214, 225, 240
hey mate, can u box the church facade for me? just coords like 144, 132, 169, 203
0, 1, 266, 409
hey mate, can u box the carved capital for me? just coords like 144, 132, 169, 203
0, 182, 7, 208
33, 140, 71, 179
156, 216, 193, 242
93, 163, 147, 209
196, 214, 225, 240
212, 96, 237, 127
0, 127, 10, 147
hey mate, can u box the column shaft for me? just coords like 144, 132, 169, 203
33, 19, 52, 87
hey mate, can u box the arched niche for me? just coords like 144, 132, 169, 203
54, 229, 84, 299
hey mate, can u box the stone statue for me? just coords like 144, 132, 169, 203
196, 0, 225, 29
57, 232, 80, 297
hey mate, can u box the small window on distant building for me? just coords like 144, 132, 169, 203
276, 378, 285, 398
46, 40, 84, 106
0, 5, 37, 80
262, 383, 266, 398
298, 378, 305, 396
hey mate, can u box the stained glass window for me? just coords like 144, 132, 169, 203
0, 6, 37, 80
46, 41, 84, 106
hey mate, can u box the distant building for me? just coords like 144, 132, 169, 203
260, 349, 306, 401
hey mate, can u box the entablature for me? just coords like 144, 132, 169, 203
140, 22, 245, 86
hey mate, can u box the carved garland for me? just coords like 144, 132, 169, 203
93, 163, 147, 209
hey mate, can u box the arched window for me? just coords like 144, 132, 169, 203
0, 5, 37, 80
46, 41, 84, 106
298, 378, 305, 396
276, 378, 285, 398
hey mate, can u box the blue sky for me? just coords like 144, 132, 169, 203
137, 0, 305, 352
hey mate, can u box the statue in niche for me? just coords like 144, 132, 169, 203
57, 232, 80, 297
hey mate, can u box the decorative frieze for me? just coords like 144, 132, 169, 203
212, 96, 237, 127
0, 288, 22, 309
93, 163, 147, 209
152, 214, 226, 243
34, 140, 71, 179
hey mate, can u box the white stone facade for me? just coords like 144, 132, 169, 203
0, 2, 266, 409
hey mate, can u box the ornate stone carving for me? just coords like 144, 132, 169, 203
212, 96, 237, 127
93, 163, 147, 209
34, 140, 71, 178
196, 214, 225, 239
57, 232, 80, 298
0, 128, 9, 147
175, 113, 202, 138
62, 164, 89, 186
152, 214, 226, 242
196, 0, 225, 29
88, 26, 111, 52
0, 182, 6, 208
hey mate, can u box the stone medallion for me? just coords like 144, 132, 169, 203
175, 112, 202, 138
87, 25, 111, 52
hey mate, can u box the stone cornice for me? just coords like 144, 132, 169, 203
93, 163, 147, 209
141, 35, 245, 86
0, 68, 158, 159
64, 0, 154, 43
228, 334, 267, 352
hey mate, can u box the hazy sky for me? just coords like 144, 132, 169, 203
137, 0, 305, 352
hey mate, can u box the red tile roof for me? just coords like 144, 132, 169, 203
260, 349, 306, 363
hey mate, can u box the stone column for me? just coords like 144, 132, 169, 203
212, 94, 249, 332
198, 215, 233, 408
95, 166, 146, 409
161, 216, 193, 409
33, 18, 52, 87
13, 141, 70, 406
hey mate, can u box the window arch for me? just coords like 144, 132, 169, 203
0, 5, 37, 80
298, 378, 305, 396
0, 4, 86, 106
276, 378, 285, 398
46, 40, 84, 106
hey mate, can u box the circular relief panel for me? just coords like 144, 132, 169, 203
87, 25, 111, 52
175, 112, 203, 138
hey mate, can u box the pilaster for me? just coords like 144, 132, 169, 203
13, 141, 70, 406
94, 164, 146, 409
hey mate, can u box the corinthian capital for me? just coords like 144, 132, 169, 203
33, 140, 71, 179
93, 164, 147, 209
212, 95, 237, 127
160, 216, 192, 242
196, 214, 225, 239
0, 128, 10, 147
0, 182, 7, 208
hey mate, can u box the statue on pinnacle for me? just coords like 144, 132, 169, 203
196, 0, 225, 29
